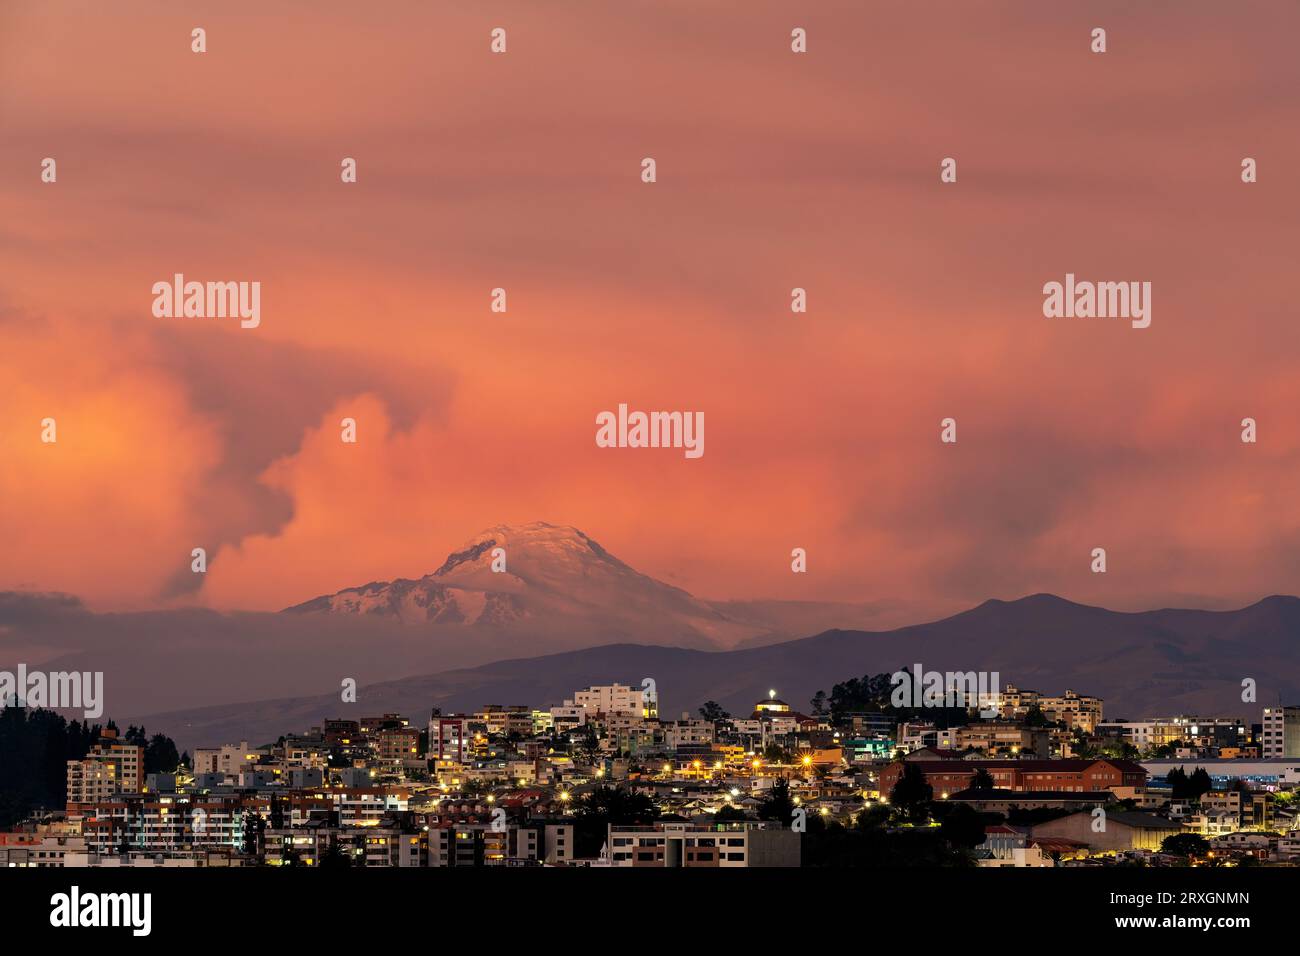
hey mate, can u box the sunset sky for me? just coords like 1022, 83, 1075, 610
2, 1, 1299, 618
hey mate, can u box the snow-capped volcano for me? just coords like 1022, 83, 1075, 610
283, 522, 755, 647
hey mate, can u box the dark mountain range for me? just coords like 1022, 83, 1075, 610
138, 593, 1300, 750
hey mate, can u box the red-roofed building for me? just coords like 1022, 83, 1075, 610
879, 758, 1147, 799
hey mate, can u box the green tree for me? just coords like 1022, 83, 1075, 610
144, 733, 181, 775
890, 763, 933, 824
319, 837, 353, 868
1187, 767, 1213, 800
855, 803, 891, 830
757, 778, 796, 823
698, 701, 730, 722
573, 785, 659, 858
1161, 833, 1210, 859
936, 802, 987, 850
574, 725, 601, 766
1023, 706, 1050, 727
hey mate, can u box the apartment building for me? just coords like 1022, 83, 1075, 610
478, 705, 534, 737
567, 683, 654, 719
937, 722, 1050, 758
1263, 706, 1300, 758
605, 822, 799, 867
1098, 716, 1247, 753
80, 794, 257, 853
66, 730, 144, 808
995, 686, 1103, 732
428, 715, 474, 762
427, 821, 574, 866
0, 835, 90, 867
665, 714, 716, 749
191, 740, 269, 778
374, 726, 421, 771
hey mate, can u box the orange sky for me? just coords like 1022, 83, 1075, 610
2, 1, 1299, 615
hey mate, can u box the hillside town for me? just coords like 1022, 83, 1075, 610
3, 678, 1299, 868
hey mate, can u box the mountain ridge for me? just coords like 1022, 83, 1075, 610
136, 591, 1300, 750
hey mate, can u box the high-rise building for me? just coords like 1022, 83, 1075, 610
1262, 706, 1300, 758
428, 715, 474, 762
66, 729, 144, 808
567, 683, 655, 719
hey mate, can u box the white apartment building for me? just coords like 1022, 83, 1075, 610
66, 733, 145, 805
606, 822, 798, 867
665, 714, 715, 749
549, 704, 586, 731
566, 683, 654, 719
66, 760, 114, 805
1263, 706, 1300, 758
0, 836, 89, 867
191, 741, 269, 778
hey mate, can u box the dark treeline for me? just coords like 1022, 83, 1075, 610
0, 706, 183, 829
814, 670, 979, 729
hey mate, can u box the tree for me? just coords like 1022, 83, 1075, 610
698, 701, 730, 722
1023, 706, 1050, 727
757, 778, 796, 823
1066, 738, 1097, 759
890, 763, 933, 824
801, 822, 968, 867
573, 785, 659, 858
241, 811, 265, 859
0, 706, 177, 829
937, 802, 987, 850
855, 803, 891, 831
574, 725, 601, 765
970, 768, 995, 791
1187, 767, 1213, 801
1161, 833, 1210, 860
144, 733, 181, 775
810, 691, 829, 717
320, 837, 353, 868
